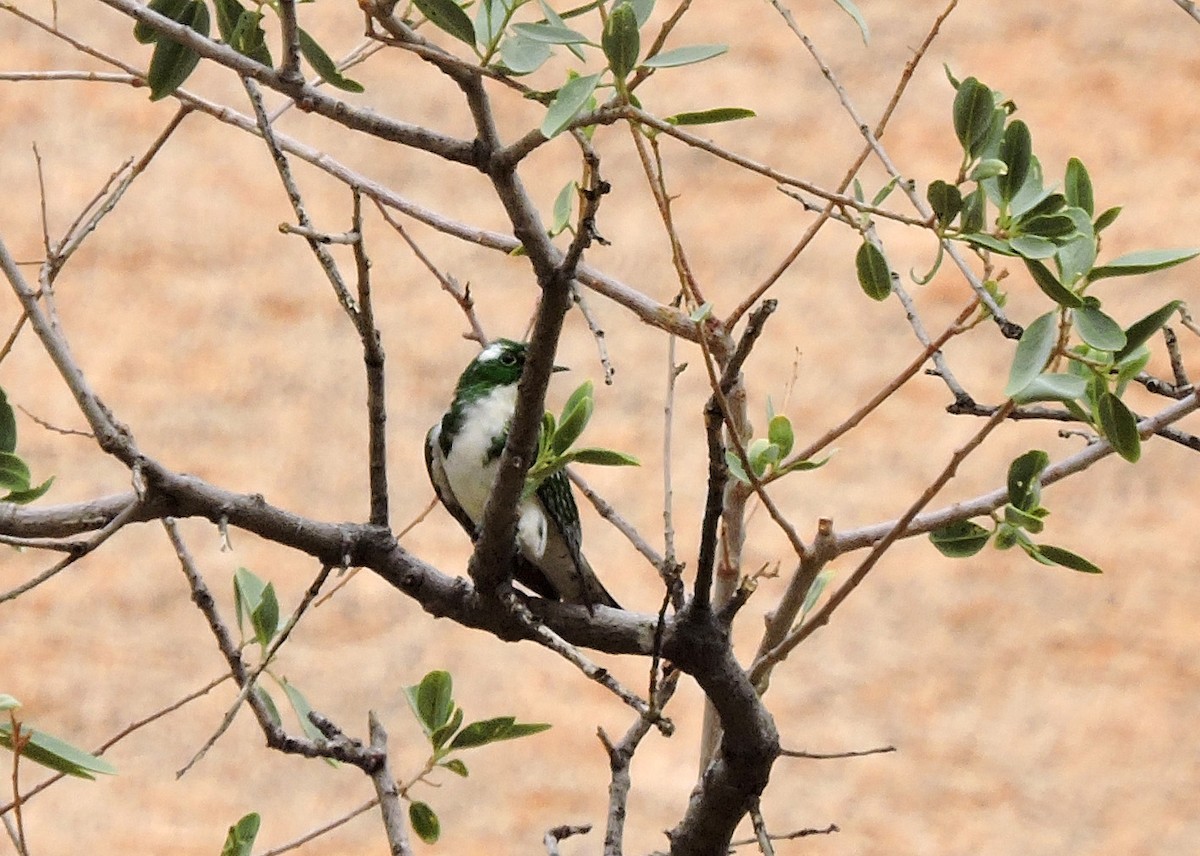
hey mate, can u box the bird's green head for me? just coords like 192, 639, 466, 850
455, 339, 529, 395
454, 339, 568, 397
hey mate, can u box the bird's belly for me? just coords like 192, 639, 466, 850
441, 454, 497, 526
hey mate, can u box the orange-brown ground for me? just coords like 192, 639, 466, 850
2, 1, 1200, 853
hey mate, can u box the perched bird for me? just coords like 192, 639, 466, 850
425, 339, 620, 609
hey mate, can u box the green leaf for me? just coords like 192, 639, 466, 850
746, 437, 777, 477
229, 9, 272, 66
1010, 372, 1087, 405
213, 0, 245, 42
253, 685, 282, 727
540, 73, 601, 138
562, 447, 640, 467
0, 389, 14, 454
406, 671, 455, 735
1074, 304, 1126, 351
552, 388, 593, 455
1115, 300, 1182, 362
134, 0, 191, 43
1023, 258, 1082, 308
1004, 502, 1047, 534
412, 0, 476, 46
781, 453, 832, 474
0, 722, 117, 779
233, 567, 266, 639
798, 568, 833, 622
767, 415, 794, 458
1008, 234, 1057, 260
640, 44, 728, 69
550, 180, 576, 236
1054, 209, 1097, 286
449, 716, 550, 750
1096, 392, 1141, 462
1019, 213, 1078, 240
219, 812, 261, 856
602, 2, 639, 80
146, 0, 209, 101
1004, 311, 1058, 398
830, 0, 869, 43
4, 475, 55, 505
960, 187, 986, 233
929, 520, 991, 558
440, 758, 469, 777
430, 706, 464, 752
512, 22, 590, 44
251, 582, 279, 648
663, 107, 755, 126
409, 801, 441, 844
952, 77, 995, 158
498, 33, 552, 74
968, 158, 1007, 182
855, 239, 891, 301
1114, 346, 1151, 389
297, 28, 364, 93
628, 0, 655, 26
926, 180, 962, 229
1090, 248, 1200, 281
1036, 544, 1103, 574
474, 0, 506, 48
1093, 206, 1122, 232
0, 695, 19, 712
559, 380, 593, 427
725, 450, 750, 484
997, 119, 1031, 203
1064, 157, 1094, 216
280, 680, 326, 744
0, 452, 31, 492
1007, 449, 1049, 512
689, 301, 713, 322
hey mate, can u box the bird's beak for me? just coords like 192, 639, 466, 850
553, 364, 569, 373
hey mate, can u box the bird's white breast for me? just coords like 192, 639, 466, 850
441, 383, 519, 525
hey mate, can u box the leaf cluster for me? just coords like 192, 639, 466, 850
929, 450, 1101, 573
523, 380, 638, 499
135, 0, 362, 101
231, 568, 329, 755
725, 402, 829, 485
0, 388, 54, 505
402, 670, 550, 843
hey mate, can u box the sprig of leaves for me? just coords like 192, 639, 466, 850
135, 0, 362, 101
929, 450, 1101, 573
402, 670, 550, 843
0, 695, 116, 780
523, 381, 639, 500
0, 388, 54, 505
724, 401, 830, 485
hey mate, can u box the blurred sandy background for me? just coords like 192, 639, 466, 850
3, 0, 1200, 853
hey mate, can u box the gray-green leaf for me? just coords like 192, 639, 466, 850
640, 44, 727, 69
1090, 248, 1200, 281
1004, 311, 1058, 398
540, 73, 601, 138
219, 813, 261, 856
929, 520, 991, 558
1096, 392, 1141, 462
409, 801, 441, 844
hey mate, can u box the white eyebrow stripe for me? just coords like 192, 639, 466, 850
478, 342, 504, 363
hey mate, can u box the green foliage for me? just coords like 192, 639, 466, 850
0, 696, 117, 779
401, 670, 550, 844
929, 450, 1101, 573
0, 388, 54, 505
725, 405, 829, 485
523, 381, 639, 499
218, 813, 261, 856
855, 239, 891, 301
136, 0, 362, 99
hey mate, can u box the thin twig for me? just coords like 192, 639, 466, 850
367, 713, 414, 856
257, 799, 380, 856
0, 497, 140, 603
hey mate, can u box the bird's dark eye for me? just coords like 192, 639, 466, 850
500, 353, 517, 366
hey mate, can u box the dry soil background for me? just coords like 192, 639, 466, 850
2, 1, 1200, 854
